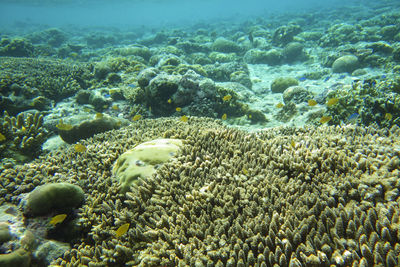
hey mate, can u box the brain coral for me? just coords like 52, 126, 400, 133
1, 117, 400, 266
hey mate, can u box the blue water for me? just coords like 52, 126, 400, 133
0, 0, 371, 30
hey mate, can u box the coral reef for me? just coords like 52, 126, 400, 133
0, 38, 34, 57
0, 57, 92, 102
0, 117, 399, 266
0, 112, 48, 164
323, 78, 400, 127
282, 86, 313, 104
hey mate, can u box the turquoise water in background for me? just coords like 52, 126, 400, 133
0, 0, 371, 30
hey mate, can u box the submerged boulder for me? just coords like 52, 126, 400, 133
24, 183, 85, 216
332, 55, 359, 73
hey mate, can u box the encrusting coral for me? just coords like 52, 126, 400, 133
0, 117, 399, 266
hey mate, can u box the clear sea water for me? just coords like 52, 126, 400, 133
0, 0, 382, 31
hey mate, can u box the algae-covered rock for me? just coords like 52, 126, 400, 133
271, 77, 299, 93
283, 42, 305, 62
25, 183, 85, 216
0, 223, 12, 244
332, 55, 359, 73
137, 67, 159, 87
113, 139, 183, 192
244, 49, 282, 65
211, 37, 242, 53
34, 240, 70, 266
58, 115, 123, 144
272, 24, 302, 46
283, 86, 313, 104
0, 248, 30, 267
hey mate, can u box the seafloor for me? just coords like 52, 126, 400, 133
1, 0, 400, 266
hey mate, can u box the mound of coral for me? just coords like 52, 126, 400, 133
1, 117, 400, 266
0, 57, 92, 105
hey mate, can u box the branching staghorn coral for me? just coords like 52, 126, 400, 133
0, 111, 48, 163
0, 117, 399, 266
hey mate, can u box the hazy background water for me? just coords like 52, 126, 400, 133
0, 0, 375, 31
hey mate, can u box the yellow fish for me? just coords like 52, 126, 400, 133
49, 214, 67, 226
308, 99, 317, 106
74, 144, 87, 153
0, 132, 6, 142
56, 120, 73, 131
221, 113, 227, 120
248, 114, 252, 119
319, 115, 332, 124
103, 104, 108, 109
132, 114, 141, 121
242, 168, 248, 175
83, 107, 92, 112
176, 107, 182, 112
112, 105, 119, 111
223, 94, 232, 101
167, 99, 172, 104
290, 140, 296, 148
326, 98, 339, 106
180, 115, 188, 122
385, 113, 393, 120
115, 223, 130, 237
95, 113, 104, 119
276, 103, 284, 108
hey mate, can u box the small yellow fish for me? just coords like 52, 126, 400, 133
0, 132, 6, 142
49, 214, 67, 226
385, 113, 393, 120
167, 99, 172, 104
308, 99, 317, 106
95, 113, 104, 119
223, 94, 232, 101
248, 114, 252, 119
74, 144, 87, 153
276, 102, 284, 108
112, 105, 119, 111
132, 114, 142, 121
319, 115, 332, 124
242, 168, 248, 175
326, 98, 339, 107
290, 140, 296, 148
221, 113, 227, 120
21, 126, 26, 132
56, 120, 73, 131
180, 115, 188, 122
109, 89, 118, 94
115, 223, 130, 237
176, 107, 182, 112
83, 107, 92, 112
103, 104, 108, 109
